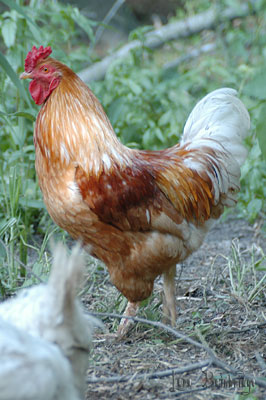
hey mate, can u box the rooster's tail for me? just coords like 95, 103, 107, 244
181, 88, 250, 166
180, 88, 250, 208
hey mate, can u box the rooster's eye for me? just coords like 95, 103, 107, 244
43, 67, 48, 73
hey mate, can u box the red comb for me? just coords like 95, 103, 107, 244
24, 46, 52, 73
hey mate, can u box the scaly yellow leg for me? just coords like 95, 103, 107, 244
163, 265, 177, 326
117, 301, 140, 336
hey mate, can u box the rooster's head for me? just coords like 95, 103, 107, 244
20, 45, 62, 105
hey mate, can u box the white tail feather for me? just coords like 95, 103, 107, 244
181, 88, 250, 166
180, 88, 250, 209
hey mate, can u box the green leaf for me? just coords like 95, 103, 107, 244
0, 51, 31, 107
244, 69, 266, 100
19, 198, 45, 209
0, 217, 17, 236
108, 97, 125, 126
14, 111, 35, 121
247, 198, 262, 217
158, 110, 172, 126
1, 18, 17, 48
72, 7, 95, 42
0, 0, 42, 42
0, 110, 35, 121
127, 80, 142, 95
256, 103, 266, 159
155, 127, 165, 143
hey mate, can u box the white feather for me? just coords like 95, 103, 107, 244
0, 318, 79, 400
102, 153, 111, 169
0, 243, 102, 400
60, 143, 70, 164
181, 88, 250, 208
182, 88, 250, 166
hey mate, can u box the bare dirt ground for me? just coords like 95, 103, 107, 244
83, 215, 266, 400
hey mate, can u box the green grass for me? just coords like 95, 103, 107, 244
227, 240, 266, 304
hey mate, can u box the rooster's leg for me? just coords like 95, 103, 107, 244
117, 301, 140, 336
163, 265, 177, 326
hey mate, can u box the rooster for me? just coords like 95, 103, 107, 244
20, 46, 250, 334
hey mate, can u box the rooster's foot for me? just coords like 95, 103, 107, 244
117, 301, 140, 337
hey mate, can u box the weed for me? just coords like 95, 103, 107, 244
227, 240, 266, 304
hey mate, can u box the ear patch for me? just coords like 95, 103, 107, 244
25, 45, 52, 73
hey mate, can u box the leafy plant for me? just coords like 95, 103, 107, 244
0, 0, 96, 296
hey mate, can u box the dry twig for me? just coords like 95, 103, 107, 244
255, 352, 266, 374
87, 360, 210, 383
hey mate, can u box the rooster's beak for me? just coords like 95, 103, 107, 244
20, 72, 32, 80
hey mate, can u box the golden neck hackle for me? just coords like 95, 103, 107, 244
34, 62, 130, 174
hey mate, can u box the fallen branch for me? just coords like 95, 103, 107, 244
89, 311, 266, 390
79, 4, 251, 83
87, 359, 210, 383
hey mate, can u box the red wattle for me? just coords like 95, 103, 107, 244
29, 77, 61, 105
29, 80, 49, 105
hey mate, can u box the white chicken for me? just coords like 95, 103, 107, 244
0, 243, 100, 400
